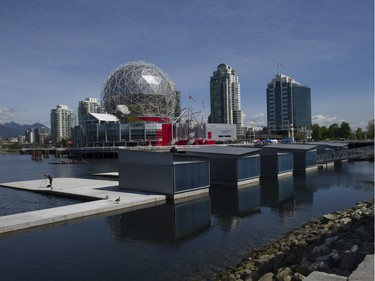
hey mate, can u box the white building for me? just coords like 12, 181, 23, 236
51, 105, 76, 144
205, 123, 237, 142
208, 63, 244, 136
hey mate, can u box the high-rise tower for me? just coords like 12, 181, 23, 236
50, 105, 76, 144
266, 74, 312, 139
208, 63, 243, 136
78, 97, 102, 125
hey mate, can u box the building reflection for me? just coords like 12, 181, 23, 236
293, 172, 316, 205
260, 176, 295, 214
107, 195, 211, 243
210, 184, 261, 231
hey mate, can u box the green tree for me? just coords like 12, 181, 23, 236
328, 123, 339, 139
320, 126, 329, 140
367, 119, 374, 139
355, 128, 364, 140
339, 122, 351, 139
311, 124, 321, 140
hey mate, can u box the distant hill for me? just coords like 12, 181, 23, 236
0, 122, 48, 139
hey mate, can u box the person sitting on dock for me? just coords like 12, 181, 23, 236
44, 174, 53, 187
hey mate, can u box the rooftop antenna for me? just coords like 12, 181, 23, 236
276, 63, 282, 74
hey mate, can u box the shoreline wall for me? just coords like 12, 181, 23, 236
214, 199, 374, 281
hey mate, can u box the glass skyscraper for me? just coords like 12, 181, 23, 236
208, 63, 243, 136
266, 74, 311, 138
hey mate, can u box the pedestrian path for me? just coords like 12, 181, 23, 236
0, 178, 166, 234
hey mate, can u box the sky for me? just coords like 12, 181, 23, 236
0, 0, 373, 130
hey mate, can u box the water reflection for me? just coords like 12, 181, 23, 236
0, 160, 373, 281
210, 185, 261, 217
107, 196, 211, 243
209, 185, 261, 231
260, 176, 295, 213
293, 172, 316, 206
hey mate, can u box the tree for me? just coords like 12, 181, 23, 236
320, 126, 329, 140
311, 124, 321, 140
355, 128, 364, 140
367, 119, 374, 139
339, 122, 351, 139
328, 123, 339, 139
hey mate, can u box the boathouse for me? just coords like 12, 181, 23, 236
260, 143, 318, 174
118, 149, 210, 199
182, 146, 261, 187
310, 142, 349, 164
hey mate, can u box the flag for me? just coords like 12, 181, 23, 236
189, 95, 196, 101
202, 100, 205, 108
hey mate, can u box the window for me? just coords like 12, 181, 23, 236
174, 162, 209, 192
238, 157, 260, 180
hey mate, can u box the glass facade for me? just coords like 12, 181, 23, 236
306, 150, 317, 167
174, 162, 209, 192
278, 154, 293, 173
267, 74, 311, 136
293, 86, 312, 128
74, 123, 165, 146
237, 156, 260, 180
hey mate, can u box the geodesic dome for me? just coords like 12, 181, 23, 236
101, 61, 177, 118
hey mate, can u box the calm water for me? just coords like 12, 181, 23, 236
0, 154, 373, 281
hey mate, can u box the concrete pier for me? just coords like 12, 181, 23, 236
0, 178, 166, 234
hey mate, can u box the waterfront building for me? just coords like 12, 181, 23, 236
183, 146, 261, 187
208, 64, 244, 136
26, 126, 50, 144
118, 149, 210, 199
35, 127, 50, 144
72, 113, 237, 147
266, 74, 312, 139
50, 105, 76, 144
259, 148, 294, 177
261, 143, 318, 173
78, 98, 103, 126
101, 61, 177, 119
25, 128, 36, 144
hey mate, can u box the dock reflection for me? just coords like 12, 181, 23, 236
293, 172, 317, 205
107, 196, 211, 243
210, 184, 261, 217
210, 184, 261, 231
260, 176, 295, 214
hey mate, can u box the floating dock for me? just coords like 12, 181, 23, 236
0, 178, 166, 234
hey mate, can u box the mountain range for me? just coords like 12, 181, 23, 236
0, 122, 47, 139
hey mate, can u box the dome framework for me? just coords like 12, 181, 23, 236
101, 61, 177, 118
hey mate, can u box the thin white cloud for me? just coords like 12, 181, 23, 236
312, 114, 339, 127
246, 113, 267, 127
0, 107, 17, 124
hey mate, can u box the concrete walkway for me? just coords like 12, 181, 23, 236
0, 178, 166, 234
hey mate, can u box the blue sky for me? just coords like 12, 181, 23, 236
0, 0, 373, 129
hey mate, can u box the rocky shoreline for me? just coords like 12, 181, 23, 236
214, 199, 374, 281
